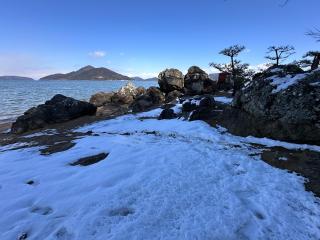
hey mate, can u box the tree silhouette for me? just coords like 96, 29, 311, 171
265, 45, 295, 66
210, 45, 252, 95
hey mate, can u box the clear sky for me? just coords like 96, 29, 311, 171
0, 0, 319, 79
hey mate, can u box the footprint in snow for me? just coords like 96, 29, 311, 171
109, 207, 135, 217
30, 206, 53, 215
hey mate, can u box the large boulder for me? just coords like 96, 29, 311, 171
158, 109, 177, 120
131, 87, 165, 112
11, 94, 97, 134
233, 67, 320, 144
184, 66, 216, 95
158, 69, 184, 93
89, 92, 113, 107
111, 82, 145, 105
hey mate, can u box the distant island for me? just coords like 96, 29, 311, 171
0, 76, 34, 81
131, 76, 158, 81
40, 65, 131, 80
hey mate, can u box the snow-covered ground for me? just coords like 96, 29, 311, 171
1, 109, 320, 240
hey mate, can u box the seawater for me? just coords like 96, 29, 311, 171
0, 79, 157, 123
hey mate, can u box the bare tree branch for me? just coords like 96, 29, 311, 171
306, 28, 320, 42
265, 45, 295, 66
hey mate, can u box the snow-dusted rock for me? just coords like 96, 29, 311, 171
233, 66, 320, 144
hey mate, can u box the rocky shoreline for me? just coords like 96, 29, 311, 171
1, 65, 320, 197
5, 65, 320, 144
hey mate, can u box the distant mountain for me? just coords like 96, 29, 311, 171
40, 65, 131, 80
131, 76, 144, 81
145, 77, 158, 81
0, 76, 34, 81
131, 76, 158, 81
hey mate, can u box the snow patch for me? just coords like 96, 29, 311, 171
268, 73, 308, 93
0, 113, 319, 239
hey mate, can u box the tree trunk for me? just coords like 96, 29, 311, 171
276, 49, 279, 66
311, 54, 320, 71
231, 56, 236, 96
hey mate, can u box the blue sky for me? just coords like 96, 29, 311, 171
0, 0, 319, 79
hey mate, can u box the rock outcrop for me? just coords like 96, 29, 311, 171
111, 82, 145, 105
11, 95, 97, 134
89, 92, 113, 107
181, 95, 216, 121
184, 66, 216, 95
232, 67, 320, 144
92, 82, 146, 116
131, 87, 165, 112
158, 69, 184, 93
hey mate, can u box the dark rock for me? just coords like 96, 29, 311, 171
199, 96, 216, 108
158, 69, 184, 93
159, 109, 177, 120
41, 142, 76, 155
11, 95, 97, 134
182, 101, 197, 112
165, 90, 183, 103
233, 68, 320, 144
26, 180, 34, 185
184, 66, 216, 95
70, 153, 109, 166
131, 87, 165, 112
18, 232, 28, 240
189, 107, 215, 121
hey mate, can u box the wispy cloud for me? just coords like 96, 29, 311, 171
89, 51, 106, 58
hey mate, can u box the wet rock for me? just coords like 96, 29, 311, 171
159, 109, 177, 120
184, 66, 216, 95
89, 92, 113, 107
131, 87, 165, 112
70, 153, 109, 166
158, 68, 184, 93
11, 94, 97, 134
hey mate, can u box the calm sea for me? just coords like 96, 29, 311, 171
0, 79, 157, 124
